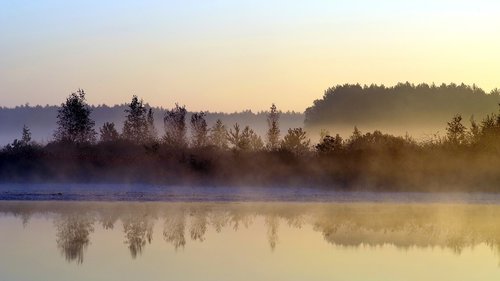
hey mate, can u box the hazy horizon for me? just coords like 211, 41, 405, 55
2, 1, 500, 111
1, 80, 499, 114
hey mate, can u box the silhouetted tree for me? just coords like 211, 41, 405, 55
99, 122, 120, 142
54, 89, 96, 144
122, 95, 148, 144
4, 125, 33, 152
446, 114, 467, 145
228, 123, 243, 150
266, 103, 280, 151
318, 129, 330, 142
478, 105, 500, 141
351, 126, 362, 142
469, 116, 480, 143
21, 125, 32, 145
347, 130, 411, 152
281, 128, 310, 155
228, 124, 263, 151
190, 112, 209, 147
163, 104, 187, 147
244, 126, 264, 151
316, 134, 343, 153
209, 119, 229, 149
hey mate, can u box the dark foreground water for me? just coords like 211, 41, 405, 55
1, 201, 500, 281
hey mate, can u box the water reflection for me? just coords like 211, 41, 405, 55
123, 214, 154, 258
54, 214, 94, 264
2, 202, 500, 264
163, 212, 186, 249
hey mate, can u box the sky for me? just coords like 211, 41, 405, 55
1, 0, 500, 112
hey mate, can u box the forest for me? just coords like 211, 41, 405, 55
2, 85, 500, 191
305, 82, 500, 136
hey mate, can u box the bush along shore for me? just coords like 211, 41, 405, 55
2, 88, 500, 192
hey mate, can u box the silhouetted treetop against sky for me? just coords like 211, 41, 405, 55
1, 82, 499, 145
53, 89, 96, 144
305, 82, 500, 131
0, 103, 303, 145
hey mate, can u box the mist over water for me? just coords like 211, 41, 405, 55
2, 0, 500, 279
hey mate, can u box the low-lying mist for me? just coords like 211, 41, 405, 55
2, 83, 500, 191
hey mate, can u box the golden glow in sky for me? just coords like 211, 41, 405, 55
1, 0, 499, 111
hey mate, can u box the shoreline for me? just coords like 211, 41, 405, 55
2, 183, 500, 204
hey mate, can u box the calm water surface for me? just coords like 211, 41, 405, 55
1, 201, 500, 281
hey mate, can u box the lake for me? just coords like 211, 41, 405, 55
1, 201, 500, 281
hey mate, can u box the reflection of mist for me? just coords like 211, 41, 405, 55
55, 215, 94, 264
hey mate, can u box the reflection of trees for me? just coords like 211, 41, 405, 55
229, 212, 253, 231
122, 215, 154, 258
99, 212, 119, 230
209, 211, 230, 233
265, 215, 279, 251
7, 202, 500, 263
20, 212, 32, 228
189, 211, 208, 241
55, 215, 95, 264
310, 205, 491, 254
163, 213, 186, 250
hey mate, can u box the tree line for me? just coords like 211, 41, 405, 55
305, 82, 500, 134
17, 89, 304, 152
2, 88, 500, 190
0, 101, 303, 146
